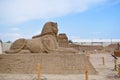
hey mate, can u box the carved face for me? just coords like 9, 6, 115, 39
40, 22, 58, 36
52, 23, 58, 34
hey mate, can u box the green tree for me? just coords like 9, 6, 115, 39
68, 40, 73, 43
6, 41, 11, 43
0, 39, 2, 43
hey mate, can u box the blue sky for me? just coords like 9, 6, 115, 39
0, 0, 120, 42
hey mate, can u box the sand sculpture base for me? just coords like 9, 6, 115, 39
0, 53, 97, 74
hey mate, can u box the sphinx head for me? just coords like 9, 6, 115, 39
40, 22, 58, 37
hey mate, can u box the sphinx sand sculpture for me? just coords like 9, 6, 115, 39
1, 22, 98, 74
6, 22, 78, 54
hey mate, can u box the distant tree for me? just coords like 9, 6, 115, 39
0, 39, 2, 43
6, 41, 11, 43
68, 40, 73, 44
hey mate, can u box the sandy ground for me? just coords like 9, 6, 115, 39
0, 53, 120, 80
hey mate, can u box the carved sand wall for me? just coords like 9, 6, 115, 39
0, 54, 97, 74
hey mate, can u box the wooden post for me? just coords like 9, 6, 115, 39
87, 55, 89, 60
114, 59, 117, 71
102, 57, 104, 65
86, 52, 90, 60
37, 63, 40, 80
114, 59, 117, 65
85, 65, 88, 80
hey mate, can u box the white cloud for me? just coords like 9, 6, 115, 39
0, 0, 106, 24
1, 27, 23, 42
2, 33, 23, 42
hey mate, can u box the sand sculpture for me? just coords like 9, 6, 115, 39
5, 22, 78, 54
58, 33, 80, 50
0, 22, 98, 75
58, 33, 70, 47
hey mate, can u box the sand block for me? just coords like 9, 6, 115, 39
0, 54, 97, 74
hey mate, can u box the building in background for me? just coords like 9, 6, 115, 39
73, 39, 120, 46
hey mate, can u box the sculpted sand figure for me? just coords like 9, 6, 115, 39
6, 22, 78, 53
58, 33, 70, 47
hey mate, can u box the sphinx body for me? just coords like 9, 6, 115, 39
6, 22, 78, 54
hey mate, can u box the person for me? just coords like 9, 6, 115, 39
116, 43, 120, 50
